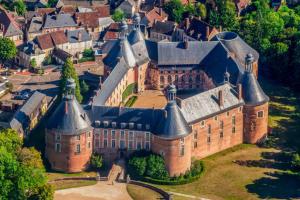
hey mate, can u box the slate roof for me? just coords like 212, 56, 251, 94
67, 29, 91, 43
10, 91, 46, 133
179, 84, 244, 124
19, 41, 44, 55
47, 96, 91, 135
154, 101, 191, 139
43, 13, 77, 29
87, 105, 164, 131
92, 58, 129, 106
212, 32, 259, 67
151, 21, 175, 36
35, 8, 56, 16
53, 48, 72, 60
0, 8, 23, 37
28, 16, 43, 33
180, 18, 216, 41
240, 71, 269, 106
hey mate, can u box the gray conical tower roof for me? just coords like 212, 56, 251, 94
240, 71, 269, 106
47, 79, 91, 135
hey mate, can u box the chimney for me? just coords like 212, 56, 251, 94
218, 90, 224, 107
219, 26, 222, 32
159, 7, 162, 16
184, 39, 188, 49
184, 17, 190, 31
237, 83, 242, 100
206, 26, 210, 40
78, 31, 82, 42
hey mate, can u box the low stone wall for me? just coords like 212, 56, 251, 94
129, 180, 172, 200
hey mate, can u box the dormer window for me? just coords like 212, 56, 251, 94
103, 121, 109, 127
121, 122, 126, 129
145, 124, 150, 130
137, 124, 142, 130
129, 122, 134, 129
95, 120, 100, 127
112, 122, 117, 128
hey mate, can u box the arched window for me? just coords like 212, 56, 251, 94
181, 75, 185, 82
189, 76, 193, 83
168, 75, 172, 83
196, 74, 200, 81
160, 76, 164, 84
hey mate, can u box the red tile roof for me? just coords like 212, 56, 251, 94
143, 7, 168, 27
59, 5, 76, 14
74, 5, 110, 28
36, 30, 68, 50
35, 8, 56, 17
103, 22, 119, 40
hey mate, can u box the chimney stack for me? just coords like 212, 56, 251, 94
218, 90, 224, 107
237, 83, 242, 100
206, 26, 210, 40
78, 31, 82, 42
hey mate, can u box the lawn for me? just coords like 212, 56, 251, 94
47, 171, 97, 181
126, 184, 163, 200
155, 78, 300, 200
50, 179, 97, 190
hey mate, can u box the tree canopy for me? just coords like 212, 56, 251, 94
0, 129, 53, 199
59, 58, 83, 103
0, 37, 17, 65
13, 0, 26, 16
112, 9, 124, 22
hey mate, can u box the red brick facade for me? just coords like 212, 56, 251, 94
45, 130, 93, 173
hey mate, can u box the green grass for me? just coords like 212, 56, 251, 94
47, 171, 97, 181
126, 184, 163, 200
155, 78, 300, 199
124, 96, 138, 107
50, 180, 97, 190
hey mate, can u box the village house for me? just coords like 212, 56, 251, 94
140, 6, 168, 28
42, 13, 78, 33
0, 7, 23, 46
45, 15, 269, 176
10, 91, 48, 138
18, 41, 46, 68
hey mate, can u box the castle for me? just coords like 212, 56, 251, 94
45, 14, 269, 176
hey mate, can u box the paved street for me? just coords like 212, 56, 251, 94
54, 182, 132, 200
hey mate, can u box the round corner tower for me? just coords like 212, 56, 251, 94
151, 84, 192, 177
241, 54, 269, 144
45, 78, 93, 173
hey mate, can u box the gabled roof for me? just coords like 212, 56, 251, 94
28, 16, 43, 33
140, 7, 168, 27
0, 8, 23, 37
151, 21, 175, 36
36, 30, 68, 50
35, 8, 56, 16
43, 13, 77, 29
59, 5, 77, 14
75, 6, 110, 28
67, 29, 91, 43
180, 84, 244, 123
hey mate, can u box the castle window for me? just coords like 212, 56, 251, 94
194, 141, 198, 148
103, 139, 108, 147
181, 75, 185, 82
196, 75, 200, 81
120, 140, 125, 149
55, 133, 61, 141
175, 75, 178, 82
257, 111, 264, 118
95, 137, 100, 148
111, 130, 116, 139
207, 124, 211, 134
137, 124, 142, 130
180, 145, 184, 156
220, 130, 224, 138
194, 131, 198, 139
129, 131, 134, 140
76, 144, 80, 153
239, 107, 243, 112
160, 76, 164, 84
120, 130, 125, 139
145, 132, 150, 141
55, 143, 61, 152
146, 124, 150, 130
88, 142, 91, 148
129, 141, 133, 150
111, 140, 116, 148
137, 141, 142, 150
76, 135, 80, 140
232, 116, 236, 125
227, 111, 230, 117
214, 116, 218, 121
232, 127, 236, 134
220, 120, 224, 129
189, 76, 193, 83
145, 141, 150, 150
103, 130, 108, 138
167, 75, 172, 83
200, 120, 205, 128
207, 136, 211, 143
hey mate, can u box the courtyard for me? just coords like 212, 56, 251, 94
132, 90, 167, 109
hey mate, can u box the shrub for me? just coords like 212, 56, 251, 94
90, 154, 103, 170
5, 82, 13, 92
292, 153, 300, 171
83, 49, 94, 58
122, 83, 137, 101
146, 155, 169, 180
129, 157, 146, 176
43, 56, 52, 65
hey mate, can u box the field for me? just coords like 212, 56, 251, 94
126, 184, 163, 200
155, 78, 300, 200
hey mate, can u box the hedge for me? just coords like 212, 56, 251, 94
122, 83, 137, 101
128, 156, 205, 185
78, 57, 95, 63
124, 96, 137, 107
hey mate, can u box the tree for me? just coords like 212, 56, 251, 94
59, 58, 83, 103
30, 58, 37, 68
83, 49, 94, 58
129, 157, 146, 176
47, 0, 58, 7
163, 0, 185, 22
90, 154, 103, 170
80, 80, 89, 95
0, 37, 17, 66
146, 154, 169, 179
112, 9, 124, 22
13, 0, 26, 16
0, 129, 53, 199
196, 3, 207, 19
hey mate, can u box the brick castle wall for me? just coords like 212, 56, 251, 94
45, 130, 93, 173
